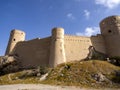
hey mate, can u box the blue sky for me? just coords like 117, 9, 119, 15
0, 0, 120, 55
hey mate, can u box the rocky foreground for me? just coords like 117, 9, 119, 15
0, 55, 120, 89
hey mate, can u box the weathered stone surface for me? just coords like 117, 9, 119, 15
0, 56, 16, 68
0, 55, 19, 74
91, 73, 107, 82
39, 73, 48, 81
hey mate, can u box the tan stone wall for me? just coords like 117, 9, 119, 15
5, 30, 25, 55
64, 35, 106, 62
104, 35, 120, 57
64, 35, 92, 62
100, 16, 120, 57
13, 37, 51, 68
100, 16, 120, 36
6, 28, 108, 68
91, 34, 106, 54
49, 28, 66, 67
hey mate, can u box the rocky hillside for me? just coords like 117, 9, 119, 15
0, 60, 120, 89
43, 60, 120, 88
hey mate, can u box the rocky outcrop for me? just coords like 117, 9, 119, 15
0, 55, 19, 75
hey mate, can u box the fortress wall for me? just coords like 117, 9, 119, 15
64, 35, 92, 62
13, 37, 51, 68
90, 35, 106, 54
5, 30, 25, 55
100, 16, 120, 57
104, 35, 120, 57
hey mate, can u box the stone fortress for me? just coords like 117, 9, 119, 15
5, 15, 120, 68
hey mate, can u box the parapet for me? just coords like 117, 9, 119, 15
100, 15, 120, 26
11, 29, 25, 35
9, 29, 25, 42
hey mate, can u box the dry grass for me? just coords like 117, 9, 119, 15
0, 70, 40, 85
42, 60, 120, 88
0, 60, 120, 89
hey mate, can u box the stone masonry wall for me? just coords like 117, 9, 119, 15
100, 16, 120, 57
64, 34, 106, 62
5, 29, 107, 68
104, 35, 120, 57
64, 35, 92, 62
91, 34, 106, 54
5, 30, 25, 55
13, 37, 51, 68
5, 16, 120, 68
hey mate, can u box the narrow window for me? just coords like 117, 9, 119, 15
108, 30, 112, 33
13, 38, 16, 41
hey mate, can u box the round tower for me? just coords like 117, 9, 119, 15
5, 29, 25, 55
49, 27, 66, 67
100, 15, 120, 57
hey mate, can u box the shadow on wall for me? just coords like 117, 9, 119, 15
84, 34, 107, 60
85, 46, 107, 60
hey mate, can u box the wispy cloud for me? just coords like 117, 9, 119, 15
67, 13, 75, 20
84, 10, 90, 19
76, 27, 100, 36
95, 0, 120, 9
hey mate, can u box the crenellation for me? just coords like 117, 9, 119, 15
64, 35, 90, 42
65, 34, 90, 38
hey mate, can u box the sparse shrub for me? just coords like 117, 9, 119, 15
18, 66, 49, 79
37, 66, 49, 75
109, 56, 120, 66
111, 71, 120, 83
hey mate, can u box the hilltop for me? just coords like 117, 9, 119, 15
0, 60, 120, 89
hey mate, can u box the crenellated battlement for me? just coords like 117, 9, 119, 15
64, 35, 90, 42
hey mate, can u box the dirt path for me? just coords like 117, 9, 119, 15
0, 84, 119, 90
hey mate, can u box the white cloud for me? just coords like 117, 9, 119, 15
95, 0, 120, 9
76, 27, 100, 36
67, 13, 75, 20
84, 10, 90, 19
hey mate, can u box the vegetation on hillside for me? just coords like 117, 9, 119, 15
0, 60, 120, 89
43, 60, 120, 88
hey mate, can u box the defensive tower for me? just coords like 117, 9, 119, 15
49, 27, 66, 67
5, 29, 25, 55
100, 16, 120, 57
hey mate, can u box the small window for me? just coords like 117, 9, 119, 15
108, 30, 112, 33
13, 39, 16, 41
